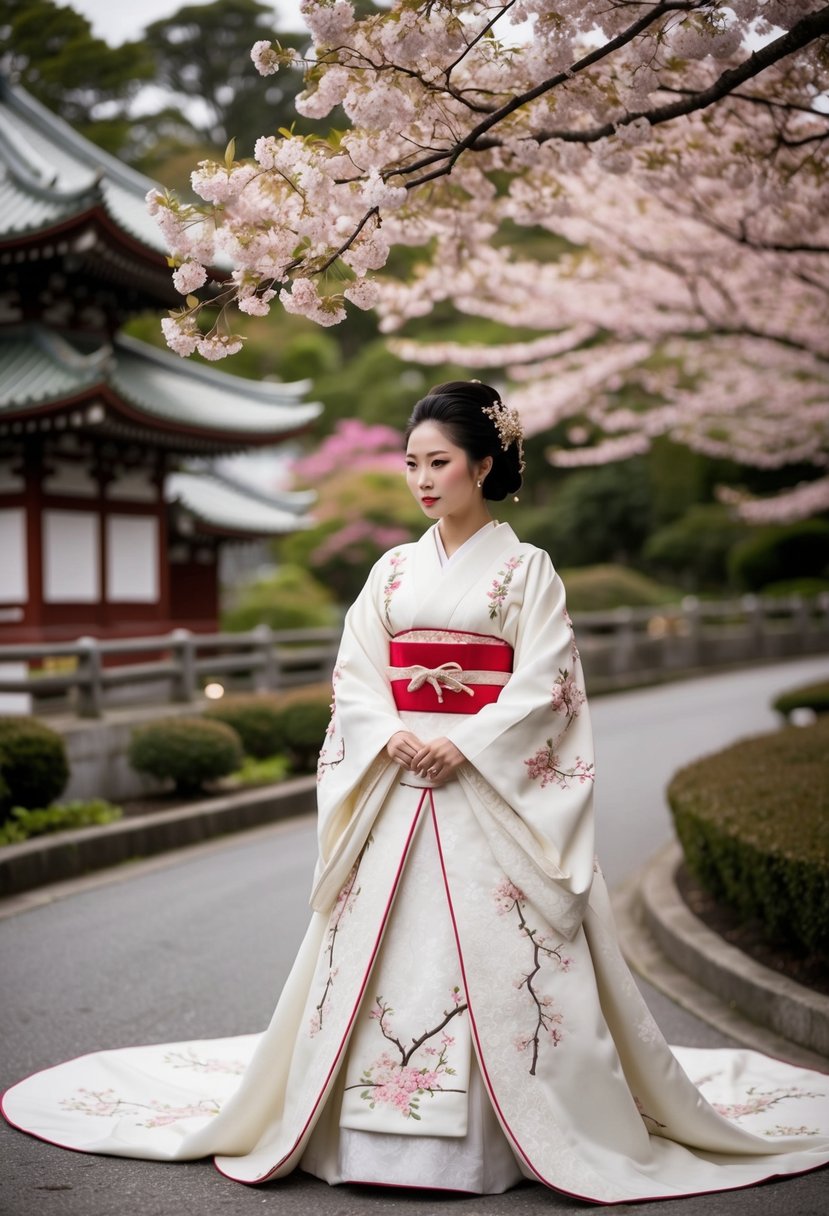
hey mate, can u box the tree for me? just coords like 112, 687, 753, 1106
144, 0, 314, 154
151, 2, 829, 520
0, 0, 154, 156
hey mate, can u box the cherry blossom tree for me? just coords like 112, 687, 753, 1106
149, 1, 829, 519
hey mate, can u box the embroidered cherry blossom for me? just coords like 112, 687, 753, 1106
525, 741, 594, 789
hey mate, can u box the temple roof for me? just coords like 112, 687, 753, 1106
0, 77, 168, 254
0, 327, 321, 452
167, 470, 314, 538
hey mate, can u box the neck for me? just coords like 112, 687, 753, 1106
438, 507, 493, 557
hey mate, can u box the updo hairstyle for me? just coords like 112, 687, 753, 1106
405, 380, 523, 502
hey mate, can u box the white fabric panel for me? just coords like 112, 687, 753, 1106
43, 510, 100, 603
106, 515, 159, 603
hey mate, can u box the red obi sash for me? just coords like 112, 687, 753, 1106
389, 629, 513, 714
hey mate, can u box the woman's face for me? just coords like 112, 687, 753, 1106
405, 421, 491, 520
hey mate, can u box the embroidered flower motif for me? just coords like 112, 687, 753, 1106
634, 1095, 667, 1129
383, 551, 406, 628
317, 661, 345, 781
163, 1050, 245, 1075
550, 667, 586, 720
346, 990, 468, 1121
525, 740, 594, 789
709, 1085, 825, 1123
493, 882, 570, 1075
308, 841, 370, 1037
59, 1088, 221, 1127
487, 555, 524, 623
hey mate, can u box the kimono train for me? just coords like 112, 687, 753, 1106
3, 521, 829, 1203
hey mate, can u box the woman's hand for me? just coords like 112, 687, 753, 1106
411, 738, 466, 786
386, 730, 424, 769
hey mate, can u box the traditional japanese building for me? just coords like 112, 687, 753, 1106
0, 77, 320, 643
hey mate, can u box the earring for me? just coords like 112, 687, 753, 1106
477, 479, 483, 488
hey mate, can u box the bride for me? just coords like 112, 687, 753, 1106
3, 380, 829, 1202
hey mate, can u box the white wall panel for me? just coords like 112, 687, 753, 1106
106, 515, 159, 603
0, 508, 27, 602
43, 510, 100, 603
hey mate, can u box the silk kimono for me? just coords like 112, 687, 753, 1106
3, 522, 829, 1203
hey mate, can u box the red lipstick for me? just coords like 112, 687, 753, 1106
421, 496, 439, 507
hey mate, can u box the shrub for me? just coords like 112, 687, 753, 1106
773, 681, 829, 720
728, 520, 829, 592
643, 504, 748, 592
204, 695, 288, 759
221, 564, 337, 632
759, 578, 829, 599
558, 564, 680, 613
128, 717, 243, 795
281, 696, 333, 773
232, 754, 291, 786
0, 800, 122, 847
0, 717, 69, 820
668, 719, 829, 955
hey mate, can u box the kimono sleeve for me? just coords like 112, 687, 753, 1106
314, 552, 408, 873
446, 548, 595, 934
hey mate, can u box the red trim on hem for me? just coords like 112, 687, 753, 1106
216, 788, 431, 1186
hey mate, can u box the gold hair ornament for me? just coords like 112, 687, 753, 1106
482, 398, 526, 475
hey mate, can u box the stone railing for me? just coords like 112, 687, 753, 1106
0, 593, 827, 718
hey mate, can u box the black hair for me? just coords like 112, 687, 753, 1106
404, 380, 523, 502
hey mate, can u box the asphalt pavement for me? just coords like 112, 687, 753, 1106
1, 655, 828, 1216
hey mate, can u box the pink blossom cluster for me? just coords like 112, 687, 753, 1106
550, 668, 586, 718
493, 879, 527, 915
311, 520, 410, 569
149, 3, 828, 520
525, 741, 594, 789
292, 418, 404, 483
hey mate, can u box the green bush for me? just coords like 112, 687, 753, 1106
668, 719, 829, 955
759, 578, 829, 599
0, 800, 122, 847
128, 717, 243, 795
728, 520, 829, 592
558, 564, 681, 613
643, 504, 749, 591
773, 681, 829, 720
204, 695, 288, 759
231, 754, 291, 786
221, 564, 337, 632
281, 696, 333, 773
0, 717, 69, 820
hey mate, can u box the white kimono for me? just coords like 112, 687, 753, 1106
3, 522, 829, 1203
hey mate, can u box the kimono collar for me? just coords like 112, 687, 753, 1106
411, 521, 521, 628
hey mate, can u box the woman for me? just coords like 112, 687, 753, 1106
3, 380, 829, 1201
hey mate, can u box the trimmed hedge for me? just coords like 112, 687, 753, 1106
668, 719, 829, 955
773, 681, 829, 720
558, 564, 680, 612
129, 717, 243, 795
281, 696, 333, 772
0, 717, 69, 820
204, 695, 288, 759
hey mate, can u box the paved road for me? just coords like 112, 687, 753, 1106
1, 656, 827, 1216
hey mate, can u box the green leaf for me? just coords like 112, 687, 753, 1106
224, 137, 236, 169
186, 295, 200, 310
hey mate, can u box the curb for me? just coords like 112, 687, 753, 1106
0, 777, 317, 899
613, 841, 829, 1069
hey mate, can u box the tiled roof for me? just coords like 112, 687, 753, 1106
167, 470, 314, 537
0, 328, 321, 442
0, 77, 168, 252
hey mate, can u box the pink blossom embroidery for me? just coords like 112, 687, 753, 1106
550, 667, 585, 722
487, 555, 524, 623
709, 1085, 824, 1125
309, 841, 369, 1037
383, 552, 406, 628
525, 741, 594, 789
346, 989, 467, 1120
163, 1050, 245, 1075
59, 1088, 221, 1127
493, 881, 572, 1075
317, 663, 346, 782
